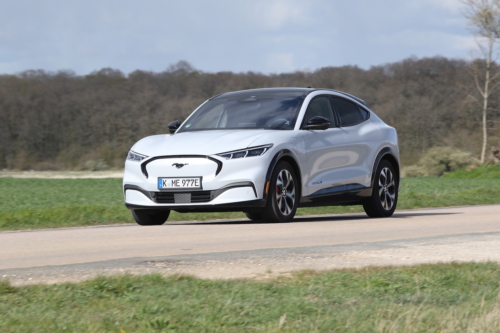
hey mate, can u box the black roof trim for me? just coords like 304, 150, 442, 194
314, 89, 367, 106
209, 87, 315, 100
209, 93, 225, 100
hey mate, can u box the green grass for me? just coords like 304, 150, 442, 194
1, 177, 500, 231
444, 164, 500, 179
1, 262, 499, 332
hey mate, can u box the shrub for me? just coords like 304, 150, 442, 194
84, 160, 110, 171
404, 147, 472, 177
402, 165, 426, 177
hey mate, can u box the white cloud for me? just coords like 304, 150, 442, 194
452, 35, 477, 50
0, 61, 24, 74
265, 53, 296, 73
249, 0, 311, 29
374, 29, 472, 50
422, 0, 463, 12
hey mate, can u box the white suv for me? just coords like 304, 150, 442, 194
124, 88, 400, 225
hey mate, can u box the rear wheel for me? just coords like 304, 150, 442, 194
131, 209, 170, 225
261, 161, 298, 222
363, 160, 398, 218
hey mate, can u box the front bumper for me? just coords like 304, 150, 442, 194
123, 154, 270, 210
124, 184, 266, 212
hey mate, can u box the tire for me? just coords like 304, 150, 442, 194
261, 161, 299, 222
131, 209, 170, 226
363, 159, 398, 218
245, 211, 263, 221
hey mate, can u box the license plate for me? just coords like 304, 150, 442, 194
158, 177, 201, 189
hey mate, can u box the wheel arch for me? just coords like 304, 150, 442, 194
264, 149, 302, 200
371, 147, 400, 189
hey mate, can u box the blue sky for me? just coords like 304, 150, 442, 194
0, 0, 471, 75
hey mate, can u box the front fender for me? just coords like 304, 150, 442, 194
263, 149, 303, 200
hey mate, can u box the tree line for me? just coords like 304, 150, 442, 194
0, 57, 498, 170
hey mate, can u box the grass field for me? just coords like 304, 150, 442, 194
443, 164, 500, 179
1, 262, 499, 332
1, 176, 500, 231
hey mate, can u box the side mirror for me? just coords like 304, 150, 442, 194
168, 120, 181, 134
303, 116, 330, 130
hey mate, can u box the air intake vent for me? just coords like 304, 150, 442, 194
154, 192, 174, 203
191, 191, 212, 202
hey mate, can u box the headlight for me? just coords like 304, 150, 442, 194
216, 144, 273, 160
127, 150, 148, 162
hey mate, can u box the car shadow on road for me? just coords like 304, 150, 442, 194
293, 211, 461, 223
169, 211, 461, 226
391, 211, 462, 219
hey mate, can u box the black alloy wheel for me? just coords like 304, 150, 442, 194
261, 161, 298, 222
131, 209, 170, 225
363, 159, 398, 218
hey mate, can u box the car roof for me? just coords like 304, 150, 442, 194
210, 88, 312, 100
211, 87, 368, 108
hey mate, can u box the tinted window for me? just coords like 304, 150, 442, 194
359, 107, 370, 120
330, 97, 365, 127
303, 96, 334, 127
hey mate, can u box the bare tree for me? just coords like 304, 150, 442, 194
462, 0, 500, 163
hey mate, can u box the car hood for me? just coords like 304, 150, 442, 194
132, 130, 281, 156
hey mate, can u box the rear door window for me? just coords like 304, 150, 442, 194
330, 97, 366, 127
359, 107, 370, 120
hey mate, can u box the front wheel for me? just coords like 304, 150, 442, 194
363, 160, 398, 218
131, 209, 170, 225
261, 161, 298, 222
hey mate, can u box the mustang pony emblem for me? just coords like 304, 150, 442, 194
172, 163, 188, 169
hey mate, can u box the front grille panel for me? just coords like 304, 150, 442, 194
174, 193, 191, 203
153, 191, 212, 204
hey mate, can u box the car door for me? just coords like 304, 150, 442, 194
329, 96, 381, 188
300, 95, 348, 196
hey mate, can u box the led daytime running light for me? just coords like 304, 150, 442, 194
217, 144, 273, 160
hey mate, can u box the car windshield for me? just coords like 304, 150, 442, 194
177, 90, 307, 132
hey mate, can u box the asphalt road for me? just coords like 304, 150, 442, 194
1, 205, 499, 272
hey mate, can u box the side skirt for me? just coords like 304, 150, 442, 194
299, 184, 372, 208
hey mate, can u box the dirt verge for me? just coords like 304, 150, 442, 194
0, 170, 123, 179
